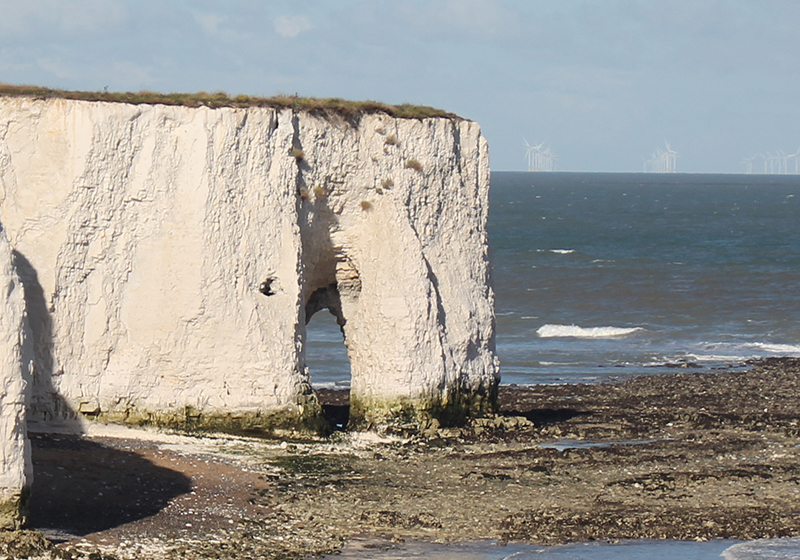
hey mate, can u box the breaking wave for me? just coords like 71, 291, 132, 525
536, 324, 643, 339
747, 342, 800, 355
723, 537, 800, 560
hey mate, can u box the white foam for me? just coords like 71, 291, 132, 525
311, 381, 351, 390
536, 324, 643, 339
550, 249, 575, 254
748, 342, 800, 355
689, 353, 750, 363
723, 537, 800, 560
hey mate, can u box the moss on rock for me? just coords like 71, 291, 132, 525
348, 383, 498, 431
0, 530, 54, 558
85, 395, 329, 440
0, 487, 30, 530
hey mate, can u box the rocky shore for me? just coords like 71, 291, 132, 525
6, 358, 800, 559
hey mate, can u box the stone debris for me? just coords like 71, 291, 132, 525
5, 359, 799, 559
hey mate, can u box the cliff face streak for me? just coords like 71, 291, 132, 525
0, 97, 499, 437
0, 223, 31, 529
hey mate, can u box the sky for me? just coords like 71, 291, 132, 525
1, 0, 799, 173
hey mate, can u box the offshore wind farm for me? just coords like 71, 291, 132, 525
743, 149, 800, 174
523, 139, 800, 174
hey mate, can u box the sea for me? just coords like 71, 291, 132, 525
322, 537, 800, 560
308, 171, 800, 388
308, 171, 800, 558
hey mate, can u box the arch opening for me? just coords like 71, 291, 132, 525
304, 283, 351, 431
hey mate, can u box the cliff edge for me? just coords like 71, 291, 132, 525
0, 95, 499, 435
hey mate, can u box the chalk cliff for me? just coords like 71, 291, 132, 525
0, 96, 498, 433
0, 222, 31, 529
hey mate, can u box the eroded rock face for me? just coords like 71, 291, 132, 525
0, 97, 498, 433
0, 223, 31, 529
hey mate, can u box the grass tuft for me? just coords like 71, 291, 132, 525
405, 159, 423, 172
360, 200, 373, 211
0, 83, 463, 120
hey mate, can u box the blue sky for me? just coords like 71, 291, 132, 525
1, 0, 799, 173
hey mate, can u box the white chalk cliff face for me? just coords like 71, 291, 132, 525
0, 222, 31, 529
0, 96, 498, 432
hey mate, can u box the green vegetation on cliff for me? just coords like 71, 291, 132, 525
0, 83, 461, 119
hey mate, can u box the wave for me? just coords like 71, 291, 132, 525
690, 353, 751, 363
534, 248, 575, 254
723, 537, 800, 560
536, 324, 643, 339
311, 380, 351, 390
686, 342, 800, 364
747, 342, 800, 355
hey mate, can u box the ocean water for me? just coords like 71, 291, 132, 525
323, 537, 800, 559
306, 172, 800, 388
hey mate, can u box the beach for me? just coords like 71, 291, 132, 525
11, 357, 800, 559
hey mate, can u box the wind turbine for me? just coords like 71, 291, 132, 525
777, 149, 788, 174
645, 141, 677, 173
785, 152, 795, 175
769, 152, 779, 174
664, 141, 678, 173
543, 146, 556, 172
524, 138, 542, 172
523, 138, 554, 172
523, 138, 534, 171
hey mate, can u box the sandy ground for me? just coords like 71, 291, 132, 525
6, 357, 800, 559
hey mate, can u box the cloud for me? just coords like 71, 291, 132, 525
194, 12, 228, 36
274, 15, 313, 38
109, 61, 155, 89
373, 0, 523, 44
36, 56, 76, 80
0, 0, 126, 37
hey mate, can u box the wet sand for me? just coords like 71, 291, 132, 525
11, 358, 800, 559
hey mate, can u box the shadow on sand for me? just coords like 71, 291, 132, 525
14, 250, 193, 539
28, 434, 192, 540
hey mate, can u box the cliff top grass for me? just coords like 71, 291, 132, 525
0, 83, 461, 120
